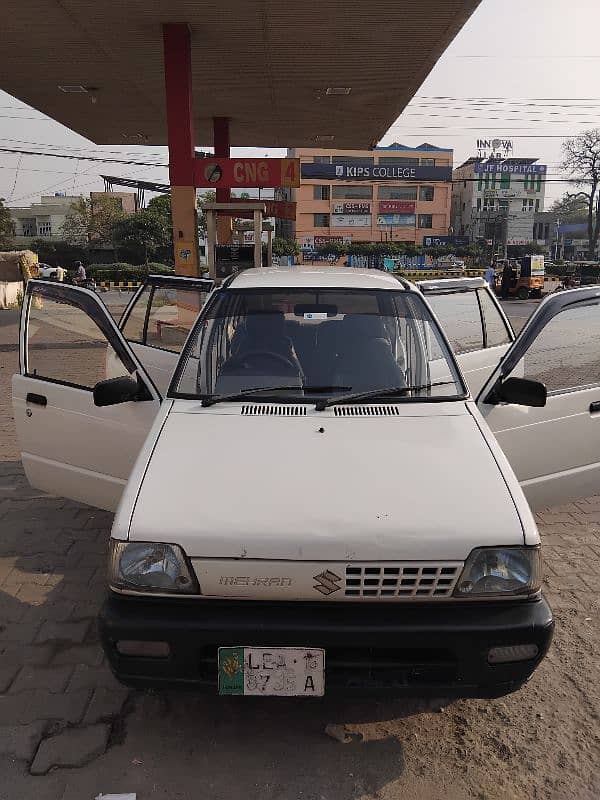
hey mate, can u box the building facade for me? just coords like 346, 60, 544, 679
452, 158, 547, 250
280, 144, 453, 250
9, 194, 83, 246
9, 191, 138, 247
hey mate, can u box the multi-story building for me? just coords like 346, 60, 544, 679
9, 191, 138, 247
452, 158, 547, 250
279, 144, 453, 250
9, 194, 84, 246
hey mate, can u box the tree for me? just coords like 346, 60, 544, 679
0, 198, 14, 250
112, 209, 172, 265
197, 190, 216, 235
60, 196, 124, 250
550, 193, 589, 224
271, 237, 299, 257
561, 129, 600, 259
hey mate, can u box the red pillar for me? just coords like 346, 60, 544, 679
163, 23, 199, 275
213, 116, 232, 244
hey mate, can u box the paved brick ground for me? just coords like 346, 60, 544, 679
0, 304, 598, 799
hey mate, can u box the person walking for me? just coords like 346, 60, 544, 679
485, 263, 496, 290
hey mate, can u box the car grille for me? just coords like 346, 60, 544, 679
344, 563, 462, 598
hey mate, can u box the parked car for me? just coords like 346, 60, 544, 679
14, 267, 599, 698
436, 255, 465, 270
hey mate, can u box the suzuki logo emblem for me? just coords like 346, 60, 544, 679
313, 570, 342, 596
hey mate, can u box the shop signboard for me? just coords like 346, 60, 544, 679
423, 235, 470, 247
378, 201, 416, 214
194, 157, 300, 188
314, 235, 344, 247
333, 203, 371, 214
302, 163, 452, 182
331, 214, 371, 228
377, 214, 416, 226
474, 163, 547, 175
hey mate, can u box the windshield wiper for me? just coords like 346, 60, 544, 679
201, 385, 351, 407
314, 381, 459, 411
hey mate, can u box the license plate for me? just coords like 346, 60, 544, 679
218, 647, 325, 696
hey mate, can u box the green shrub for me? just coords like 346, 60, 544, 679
86, 262, 174, 282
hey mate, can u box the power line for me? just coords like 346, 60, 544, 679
0, 146, 167, 167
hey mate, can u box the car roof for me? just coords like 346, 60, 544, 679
416, 277, 486, 293
227, 266, 406, 291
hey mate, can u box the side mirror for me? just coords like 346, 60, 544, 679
496, 376, 547, 408
93, 375, 144, 407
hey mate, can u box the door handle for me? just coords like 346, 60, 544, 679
26, 392, 47, 407
589, 401, 600, 414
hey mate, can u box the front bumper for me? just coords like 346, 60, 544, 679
99, 594, 554, 698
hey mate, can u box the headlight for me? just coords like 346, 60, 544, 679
109, 540, 199, 595
454, 547, 541, 598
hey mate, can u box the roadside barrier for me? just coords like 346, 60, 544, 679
97, 280, 142, 289
394, 269, 486, 279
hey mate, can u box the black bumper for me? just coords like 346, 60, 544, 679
99, 594, 554, 698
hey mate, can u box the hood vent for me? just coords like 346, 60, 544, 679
241, 404, 307, 416
333, 405, 400, 417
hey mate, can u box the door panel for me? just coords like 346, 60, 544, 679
478, 288, 600, 510
13, 280, 161, 511
456, 344, 511, 397
12, 374, 158, 511
119, 276, 213, 394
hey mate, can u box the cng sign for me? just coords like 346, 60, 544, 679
194, 157, 300, 188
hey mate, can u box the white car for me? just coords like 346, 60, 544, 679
14, 267, 600, 698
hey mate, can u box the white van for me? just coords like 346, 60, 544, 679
15, 266, 598, 698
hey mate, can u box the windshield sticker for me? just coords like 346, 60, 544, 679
304, 312, 328, 320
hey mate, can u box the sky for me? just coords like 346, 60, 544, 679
0, 0, 599, 209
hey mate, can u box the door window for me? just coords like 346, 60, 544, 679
145, 287, 205, 353
122, 283, 210, 354
122, 285, 151, 343
426, 292, 484, 355
477, 289, 512, 348
517, 302, 600, 394
27, 291, 131, 390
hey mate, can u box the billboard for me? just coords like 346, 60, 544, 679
301, 163, 452, 182
331, 214, 371, 228
377, 214, 416, 226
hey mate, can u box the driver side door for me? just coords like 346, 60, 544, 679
12, 280, 162, 512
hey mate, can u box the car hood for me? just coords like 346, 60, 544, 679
127, 401, 525, 561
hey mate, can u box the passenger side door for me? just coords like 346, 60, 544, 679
12, 280, 162, 512
425, 285, 514, 395
119, 275, 213, 394
477, 288, 600, 510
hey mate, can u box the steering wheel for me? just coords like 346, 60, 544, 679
223, 350, 299, 375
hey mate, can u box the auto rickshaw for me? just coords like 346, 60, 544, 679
495, 255, 545, 300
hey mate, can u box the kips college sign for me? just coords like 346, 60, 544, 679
301, 163, 452, 182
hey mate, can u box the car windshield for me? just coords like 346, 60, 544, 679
171, 287, 465, 403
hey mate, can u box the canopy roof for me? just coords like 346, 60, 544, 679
2, 0, 480, 148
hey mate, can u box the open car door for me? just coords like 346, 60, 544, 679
12, 280, 162, 512
477, 286, 600, 511
118, 275, 213, 394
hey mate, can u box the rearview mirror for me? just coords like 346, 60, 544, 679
93, 375, 143, 407
496, 377, 547, 408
